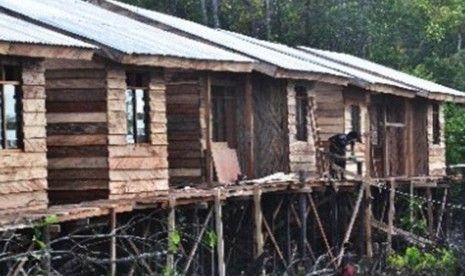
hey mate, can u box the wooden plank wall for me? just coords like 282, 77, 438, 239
253, 74, 289, 177
412, 99, 429, 176
166, 70, 203, 187
343, 87, 368, 177
0, 59, 48, 211
427, 102, 446, 176
0, 58, 48, 212
287, 81, 317, 176
314, 82, 345, 145
108, 68, 169, 199
45, 59, 109, 202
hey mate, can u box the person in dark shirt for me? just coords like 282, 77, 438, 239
328, 131, 360, 179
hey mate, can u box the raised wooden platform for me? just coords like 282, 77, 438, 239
0, 174, 458, 231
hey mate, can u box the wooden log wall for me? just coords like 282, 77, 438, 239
46, 59, 109, 202
107, 68, 169, 199
0, 58, 48, 212
46, 59, 169, 202
287, 81, 317, 176
253, 74, 289, 177
165, 70, 203, 186
427, 102, 446, 176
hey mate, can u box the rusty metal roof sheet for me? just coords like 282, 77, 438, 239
0, 12, 93, 48
0, 0, 253, 63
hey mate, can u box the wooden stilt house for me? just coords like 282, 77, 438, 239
0, 0, 253, 202
92, 0, 465, 185
0, 13, 94, 211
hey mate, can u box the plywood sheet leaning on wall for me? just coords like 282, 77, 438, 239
0, 58, 48, 212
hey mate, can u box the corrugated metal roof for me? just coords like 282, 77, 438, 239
299, 46, 465, 97
0, 0, 252, 63
221, 30, 414, 91
0, 12, 93, 48
101, 0, 350, 78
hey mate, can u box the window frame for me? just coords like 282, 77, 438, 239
351, 105, 361, 135
126, 72, 150, 144
0, 64, 22, 150
295, 86, 308, 142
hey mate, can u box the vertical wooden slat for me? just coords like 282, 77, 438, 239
215, 189, 225, 276
365, 185, 373, 258
245, 74, 254, 178
204, 74, 213, 186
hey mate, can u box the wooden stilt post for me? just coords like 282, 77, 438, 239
41, 226, 51, 275
436, 188, 448, 238
426, 187, 434, 239
365, 185, 373, 258
299, 193, 308, 263
254, 185, 264, 258
410, 181, 414, 228
285, 194, 292, 264
387, 179, 396, 252
110, 208, 117, 276
215, 189, 225, 276
167, 198, 176, 272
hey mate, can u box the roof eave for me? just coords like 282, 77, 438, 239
119, 54, 254, 72
274, 68, 350, 86
0, 41, 94, 60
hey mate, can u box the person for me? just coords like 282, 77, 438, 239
328, 131, 360, 179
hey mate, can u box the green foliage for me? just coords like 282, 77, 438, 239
205, 230, 217, 249
388, 246, 458, 275
168, 229, 181, 253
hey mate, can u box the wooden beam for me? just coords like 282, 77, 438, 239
183, 208, 213, 274
204, 73, 213, 187
298, 193, 307, 261
214, 189, 225, 276
120, 55, 253, 72
253, 185, 264, 258
245, 74, 254, 178
0, 42, 94, 60
435, 188, 448, 238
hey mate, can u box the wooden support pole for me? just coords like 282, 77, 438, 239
245, 74, 254, 178
41, 226, 51, 276
167, 198, 176, 272
365, 185, 373, 258
426, 187, 434, 239
387, 180, 396, 253
285, 195, 292, 263
299, 193, 308, 262
110, 208, 117, 276
410, 181, 414, 228
436, 188, 448, 238
215, 190, 225, 276
183, 208, 213, 274
204, 73, 213, 187
254, 185, 264, 258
